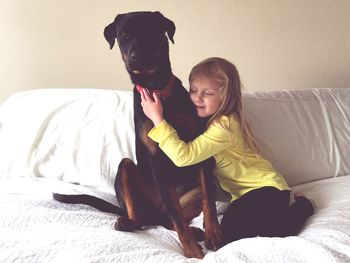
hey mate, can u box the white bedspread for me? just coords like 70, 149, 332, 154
1, 176, 349, 263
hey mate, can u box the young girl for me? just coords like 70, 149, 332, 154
140, 57, 314, 245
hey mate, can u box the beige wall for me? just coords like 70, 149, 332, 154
1, 0, 350, 103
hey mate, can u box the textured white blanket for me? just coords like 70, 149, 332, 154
1, 176, 349, 263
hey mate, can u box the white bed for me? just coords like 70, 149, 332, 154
1, 88, 350, 262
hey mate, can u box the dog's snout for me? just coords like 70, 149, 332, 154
128, 50, 153, 70
130, 51, 138, 62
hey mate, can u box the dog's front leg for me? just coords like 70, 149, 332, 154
148, 154, 204, 259
198, 160, 223, 251
114, 158, 147, 231
167, 186, 205, 259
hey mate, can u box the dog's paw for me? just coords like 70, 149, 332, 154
114, 216, 140, 232
204, 225, 223, 251
183, 240, 204, 259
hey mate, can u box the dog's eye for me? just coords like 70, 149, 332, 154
120, 32, 129, 40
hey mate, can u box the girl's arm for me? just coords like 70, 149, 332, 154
140, 88, 232, 167
148, 119, 231, 167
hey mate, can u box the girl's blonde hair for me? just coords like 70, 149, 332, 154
189, 57, 258, 153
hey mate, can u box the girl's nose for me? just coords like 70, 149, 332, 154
192, 93, 203, 102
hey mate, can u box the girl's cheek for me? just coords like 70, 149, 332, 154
189, 94, 195, 102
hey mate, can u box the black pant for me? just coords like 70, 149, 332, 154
220, 187, 314, 245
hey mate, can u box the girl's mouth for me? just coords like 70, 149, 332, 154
196, 106, 205, 110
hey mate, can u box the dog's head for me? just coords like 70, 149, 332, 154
104, 11, 175, 83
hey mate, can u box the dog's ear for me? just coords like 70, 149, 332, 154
155, 12, 176, 44
165, 18, 176, 44
103, 21, 117, 49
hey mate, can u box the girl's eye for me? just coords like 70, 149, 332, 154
204, 90, 216, 96
189, 89, 197, 93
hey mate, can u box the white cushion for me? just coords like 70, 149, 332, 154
243, 88, 350, 186
1, 88, 349, 191
0, 89, 135, 194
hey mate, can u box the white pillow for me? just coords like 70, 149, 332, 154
0, 89, 135, 194
2, 88, 349, 192
243, 88, 350, 186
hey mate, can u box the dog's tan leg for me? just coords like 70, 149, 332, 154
168, 186, 204, 259
180, 187, 203, 222
198, 166, 223, 251
114, 158, 149, 231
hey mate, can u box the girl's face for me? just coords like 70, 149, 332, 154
189, 76, 223, 118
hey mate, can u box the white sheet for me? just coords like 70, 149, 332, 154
1, 176, 349, 262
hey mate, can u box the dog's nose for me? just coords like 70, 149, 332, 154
130, 51, 138, 62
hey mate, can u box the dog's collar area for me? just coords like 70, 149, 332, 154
136, 74, 176, 101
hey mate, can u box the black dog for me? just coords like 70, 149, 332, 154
54, 11, 221, 258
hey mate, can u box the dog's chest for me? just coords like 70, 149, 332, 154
138, 118, 158, 155
165, 112, 199, 142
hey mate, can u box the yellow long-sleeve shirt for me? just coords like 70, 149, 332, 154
148, 115, 289, 202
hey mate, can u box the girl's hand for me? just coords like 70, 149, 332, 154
140, 88, 164, 126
